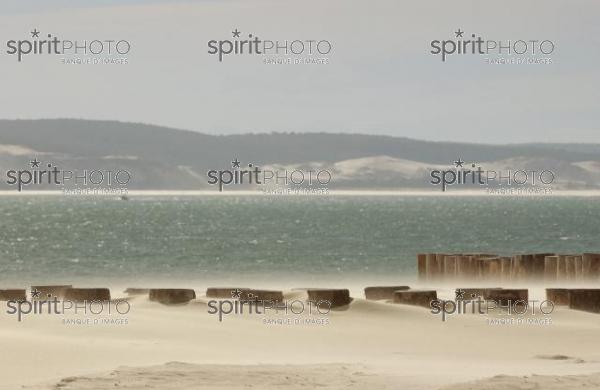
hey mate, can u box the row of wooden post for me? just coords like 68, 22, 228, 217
417, 253, 600, 282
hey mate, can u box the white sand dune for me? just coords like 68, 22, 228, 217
1, 288, 600, 389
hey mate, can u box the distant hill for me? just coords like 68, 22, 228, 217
0, 119, 599, 190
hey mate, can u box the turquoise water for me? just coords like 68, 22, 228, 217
0, 195, 599, 284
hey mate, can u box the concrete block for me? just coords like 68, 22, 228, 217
569, 289, 600, 314
63, 288, 111, 302
484, 288, 528, 306
0, 289, 27, 301
364, 286, 410, 300
392, 290, 437, 308
149, 289, 196, 305
306, 289, 351, 308
546, 288, 570, 305
124, 288, 150, 295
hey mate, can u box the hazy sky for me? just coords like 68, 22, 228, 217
0, 0, 598, 143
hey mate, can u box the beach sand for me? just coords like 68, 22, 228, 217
1, 287, 599, 389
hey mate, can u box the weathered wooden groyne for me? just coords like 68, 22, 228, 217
417, 253, 600, 282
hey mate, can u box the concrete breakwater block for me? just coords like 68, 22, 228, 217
63, 288, 111, 302
546, 288, 570, 305
306, 289, 351, 308
149, 289, 196, 305
31, 285, 73, 299
0, 289, 27, 301
364, 286, 410, 300
124, 288, 150, 295
569, 289, 600, 314
206, 287, 250, 299
484, 289, 528, 306
392, 290, 437, 308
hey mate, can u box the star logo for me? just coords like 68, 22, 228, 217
455, 289, 465, 300
231, 158, 241, 168
454, 158, 464, 168
455, 29, 464, 38
31, 288, 41, 299
231, 289, 242, 299
232, 29, 241, 38
31, 29, 40, 38
30, 158, 41, 168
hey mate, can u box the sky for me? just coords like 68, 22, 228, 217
0, 0, 598, 143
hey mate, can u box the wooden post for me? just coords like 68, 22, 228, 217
544, 255, 559, 283
582, 253, 600, 283
443, 255, 457, 281
556, 255, 568, 282
456, 255, 471, 280
426, 253, 438, 281
500, 257, 512, 282
417, 254, 427, 282
435, 254, 446, 281
566, 256, 576, 282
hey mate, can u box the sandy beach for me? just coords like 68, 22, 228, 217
1, 286, 599, 390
